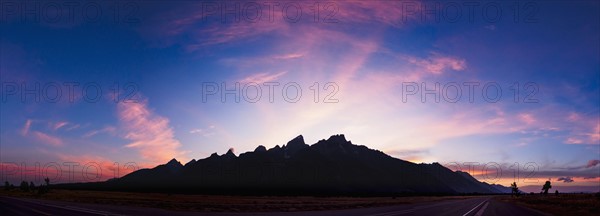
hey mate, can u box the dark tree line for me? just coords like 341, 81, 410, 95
4, 178, 51, 194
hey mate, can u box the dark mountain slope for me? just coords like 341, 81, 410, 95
84, 134, 510, 195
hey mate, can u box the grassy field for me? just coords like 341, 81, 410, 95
0, 189, 477, 212
497, 193, 600, 216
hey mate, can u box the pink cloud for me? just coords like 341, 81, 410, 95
567, 112, 581, 122
141, 1, 424, 51
564, 116, 599, 145
240, 71, 287, 84
406, 54, 467, 74
565, 137, 584, 144
591, 124, 600, 143
518, 113, 536, 125
273, 53, 305, 60
335, 0, 422, 27
53, 121, 69, 131
187, 20, 288, 49
118, 99, 186, 163
21, 119, 32, 136
32, 131, 63, 147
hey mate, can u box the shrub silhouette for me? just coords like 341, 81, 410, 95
29, 182, 35, 191
510, 182, 520, 197
19, 181, 29, 192
38, 178, 51, 194
542, 181, 552, 195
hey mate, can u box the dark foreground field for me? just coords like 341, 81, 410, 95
497, 193, 600, 216
2, 189, 598, 215
0, 189, 472, 212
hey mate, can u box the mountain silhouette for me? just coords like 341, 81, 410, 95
74, 134, 510, 195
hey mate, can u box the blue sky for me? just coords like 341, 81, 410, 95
1, 0, 599, 187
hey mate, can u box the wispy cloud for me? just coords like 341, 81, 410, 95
240, 71, 287, 84
273, 53, 305, 60
518, 113, 536, 125
65, 124, 81, 131
564, 117, 600, 145
557, 176, 575, 183
406, 54, 467, 74
484, 25, 496, 31
118, 99, 186, 163
335, 0, 422, 27
189, 129, 202, 134
83, 126, 116, 138
587, 160, 600, 168
32, 131, 63, 147
189, 125, 216, 137
53, 121, 69, 131
21, 119, 32, 136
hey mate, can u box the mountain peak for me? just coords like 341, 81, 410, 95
287, 135, 305, 146
284, 135, 309, 157
327, 134, 349, 144
165, 158, 183, 170
254, 145, 267, 152
167, 158, 181, 165
224, 148, 237, 158
184, 159, 197, 166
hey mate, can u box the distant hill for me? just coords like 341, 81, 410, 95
61, 134, 511, 195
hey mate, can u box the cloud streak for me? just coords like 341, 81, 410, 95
557, 176, 575, 183
118, 99, 186, 163
240, 71, 288, 84
587, 160, 600, 168
21, 119, 32, 136
32, 131, 63, 147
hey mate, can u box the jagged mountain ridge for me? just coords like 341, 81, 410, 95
112, 134, 510, 195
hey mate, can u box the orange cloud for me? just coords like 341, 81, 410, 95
55, 154, 144, 181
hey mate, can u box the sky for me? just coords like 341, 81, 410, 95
0, 0, 599, 190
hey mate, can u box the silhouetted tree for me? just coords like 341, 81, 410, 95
38, 177, 51, 194
510, 182, 520, 197
542, 181, 552, 195
20, 181, 29, 192
29, 182, 35, 191
555, 190, 559, 196
4, 181, 9, 190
